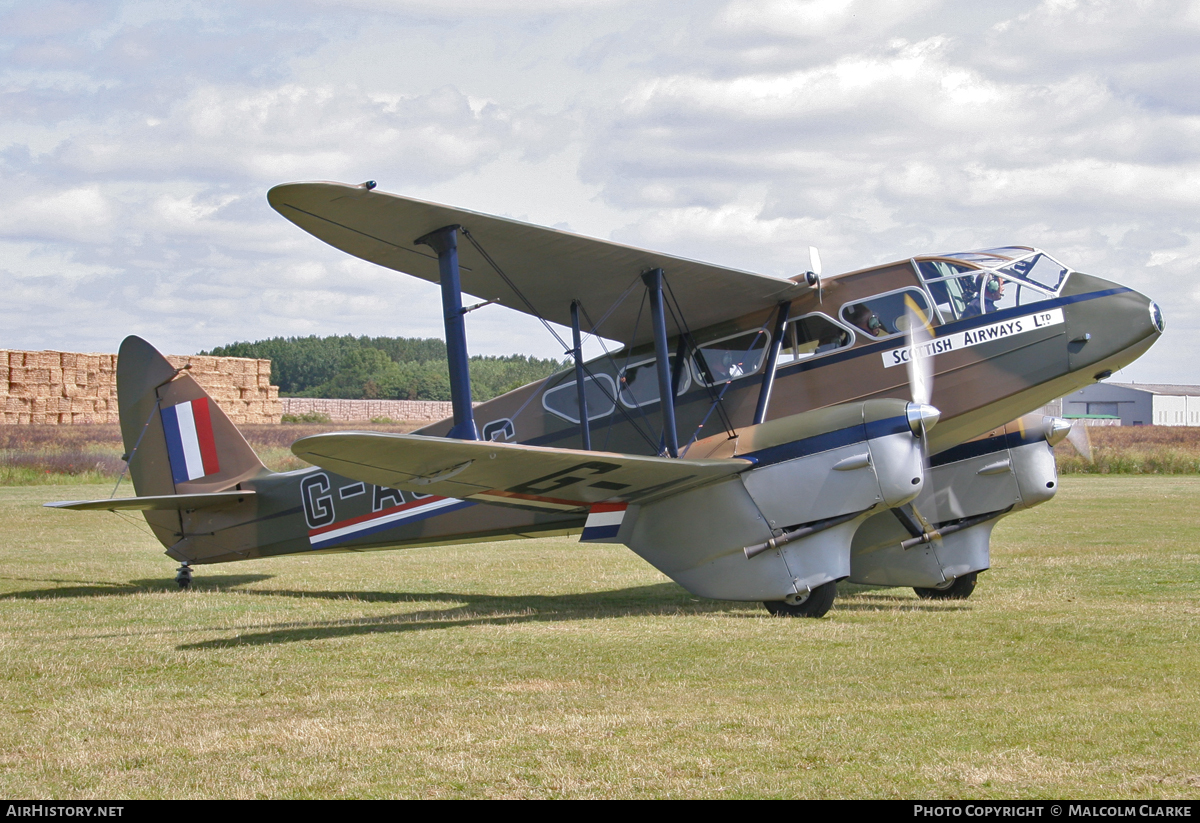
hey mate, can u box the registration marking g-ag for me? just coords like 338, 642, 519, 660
882, 307, 1065, 369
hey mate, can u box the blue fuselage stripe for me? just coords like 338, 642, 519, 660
521, 287, 1127, 453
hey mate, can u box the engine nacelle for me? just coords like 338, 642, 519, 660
622, 399, 928, 601
849, 415, 1060, 589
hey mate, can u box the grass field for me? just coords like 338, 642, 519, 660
0, 477, 1197, 798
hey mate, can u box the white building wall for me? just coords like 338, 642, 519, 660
1153, 395, 1187, 426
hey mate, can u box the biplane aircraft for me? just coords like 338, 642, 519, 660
48, 181, 1164, 616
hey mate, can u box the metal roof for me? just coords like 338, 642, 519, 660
1105, 382, 1200, 397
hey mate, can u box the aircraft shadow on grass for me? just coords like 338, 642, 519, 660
0, 573, 276, 599
171, 581, 968, 649
0, 574, 967, 649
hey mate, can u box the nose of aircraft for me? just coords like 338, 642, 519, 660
1061, 271, 1164, 378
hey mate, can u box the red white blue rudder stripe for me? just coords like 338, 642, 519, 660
162, 398, 221, 484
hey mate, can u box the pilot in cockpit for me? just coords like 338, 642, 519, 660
963, 274, 1005, 317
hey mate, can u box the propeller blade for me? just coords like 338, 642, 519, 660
1065, 419, 1094, 463
808, 246, 822, 277
904, 297, 933, 407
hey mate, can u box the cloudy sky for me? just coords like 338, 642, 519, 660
1, 0, 1195, 382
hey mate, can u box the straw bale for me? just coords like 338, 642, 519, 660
61, 353, 77, 369
48, 368, 63, 385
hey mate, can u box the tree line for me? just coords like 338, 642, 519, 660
203, 335, 567, 402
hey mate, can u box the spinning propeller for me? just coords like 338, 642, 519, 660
1065, 419, 1094, 463
805, 246, 824, 303
903, 298, 940, 437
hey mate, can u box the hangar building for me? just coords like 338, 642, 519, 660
1061, 383, 1200, 426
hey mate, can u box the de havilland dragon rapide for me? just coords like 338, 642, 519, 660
49, 181, 1165, 617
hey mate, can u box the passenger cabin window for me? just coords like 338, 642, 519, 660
776, 314, 853, 365
691, 330, 769, 386
618, 358, 691, 408
841, 289, 933, 340
542, 373, 617, 424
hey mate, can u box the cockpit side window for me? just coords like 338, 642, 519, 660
917, 252, 1065, 320
841, 289, 933, 340
776, 314, 854, 366
917, 261, 974, 320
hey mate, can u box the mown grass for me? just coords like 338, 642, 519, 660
1, 477, 1197, 798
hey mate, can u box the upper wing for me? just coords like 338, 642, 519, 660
268, 182, 809, 346
292, 432, 750, 512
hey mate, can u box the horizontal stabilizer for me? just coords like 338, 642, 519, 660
44, 490, 256, 512
293, 432, 749, 512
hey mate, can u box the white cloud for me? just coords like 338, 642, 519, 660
0, 0, 1196, 384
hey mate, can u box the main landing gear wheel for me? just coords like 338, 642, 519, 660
175, 563, 192, 591
763, 581, 838, 618
913, 571, 977, 600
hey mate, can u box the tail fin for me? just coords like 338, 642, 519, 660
117, 335, 266, 498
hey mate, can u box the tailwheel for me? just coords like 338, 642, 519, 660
175, 562, 193, 591
913, 571, 977, 600
763, 581, 838, 618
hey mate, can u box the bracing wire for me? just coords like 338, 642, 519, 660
458, 227, 669, 456
571, 298, 664, 454
109, 397, 162, 499
459, 227, 571, 354
661, 275, 738, 440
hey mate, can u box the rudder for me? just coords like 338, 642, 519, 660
117, 336, 266, 499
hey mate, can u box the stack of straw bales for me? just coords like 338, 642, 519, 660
1, 349, 281, 424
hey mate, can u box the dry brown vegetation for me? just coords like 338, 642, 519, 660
1055, 425, 1200, 473
0, 422, 426, 483
4, 423, 1200, 485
